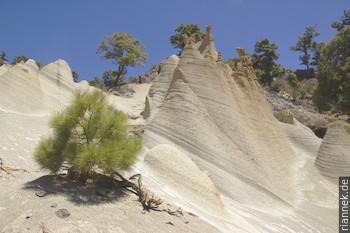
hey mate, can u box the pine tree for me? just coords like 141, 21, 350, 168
35, 90, 141, 181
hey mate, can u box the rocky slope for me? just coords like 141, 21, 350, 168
140, 25, 348, 232
0, 60, 217, 232
1, 27, 349, 232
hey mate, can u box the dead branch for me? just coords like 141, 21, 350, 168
114, 172, 163, 210
0, 158, 28, 175
114, 172, 188, 222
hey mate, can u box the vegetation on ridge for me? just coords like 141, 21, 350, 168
170, 23, 204, 52
314, 26, 350, 113
252, 39, 281, 86
290, 25, 320, 70
222, 10, 350, 114
0, 51, 8, 66
97, 32, 147, 89
1, 10, 348, 114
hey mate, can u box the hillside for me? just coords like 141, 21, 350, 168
0, 27, 349, 232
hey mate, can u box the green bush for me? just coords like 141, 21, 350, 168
287, 73, 300, 90
300, 78, 318, 96
35, 90, 141, 181
271, 77, 306, 100
88, 77, 106, 90
271, 78, 293, 93
129, 76, 139, 83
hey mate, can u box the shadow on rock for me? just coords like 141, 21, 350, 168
23, 174, 129, 205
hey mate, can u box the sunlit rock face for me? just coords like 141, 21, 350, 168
145, 25, 295, 203
0, 59, 93, 171
315, 122, 350, 178
0, 59, 76, 115
142, 25, 340, 232
0, 26, 346, 232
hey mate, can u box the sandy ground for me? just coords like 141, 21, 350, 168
0, 171, 219, 233
0, 34, 345, 232
0, 60, 220, 233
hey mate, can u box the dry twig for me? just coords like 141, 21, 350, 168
0, 158, 28, 175
114, 172, 187, 223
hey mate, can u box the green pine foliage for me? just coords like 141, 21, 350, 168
290, 26, 320, 70
226, 57, 241, 71
72, 71, 79, 82
170, 23, 204, 51
252, 38, 280, 86
0, 51, 8, 66
35, 90, 141, 181
88, 76, 106, 90
11, 55, 29, 65
314, 26, 350, 113
97, 32, 147, 89
287, 73, 300, 90
331, 10, 350, 31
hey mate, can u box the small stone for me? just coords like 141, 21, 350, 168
35, 190, 46, 197
51, 203, 58, 208
26, 214, 33, 219
55, 209, 70, 218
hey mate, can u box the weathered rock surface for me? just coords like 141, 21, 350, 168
1, 27, 347, 232
0, 59, 217, 233
265, 87, 350, 138
145, 27, 295, 204
0, 59, 76, 115
142, 26, 341, 232
143, 144, 225, 216
315, 122, 350, 178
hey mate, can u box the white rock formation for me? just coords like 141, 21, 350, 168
315, 122, 350, 177
141, 26, 340, 232
0, 27, 346, 232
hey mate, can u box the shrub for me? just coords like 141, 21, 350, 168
88, 76, 106, 90
287, 73, 300, 90
35, 90, 141, 181
271, 77, 305, 100
300, 78, 318, 96
129, 76, 139, 83
271, 78, 293, 93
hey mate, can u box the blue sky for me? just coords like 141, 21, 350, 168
0, 0, 348, 81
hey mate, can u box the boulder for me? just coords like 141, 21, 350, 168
315, 122, 350, 178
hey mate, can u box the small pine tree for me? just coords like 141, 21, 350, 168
72, 71, 79, 82
35, 90, 141, 181
0, 51, 8, 66
11, 55, 29, 65
287, 73, 300, 90
170, 23, 204, 52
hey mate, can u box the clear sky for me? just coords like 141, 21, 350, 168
0, 0, 348, 82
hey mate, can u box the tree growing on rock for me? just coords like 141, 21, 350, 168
332, 10, 350, 31
290, 25, 320, 70
97, 32, 147, 89
170, 23, 204, 52
72, 71, 79, 82
11, 55, 44, 69
314, 26, 350, 113
35, 90, 142, 181
89, 76, 106, 90
11, 55, 29, 65
252, 39, 280, 86
0, 51, 8, 66
226, 56, 241, 71
35, 61, 44, 69
102, 69, 124, 89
